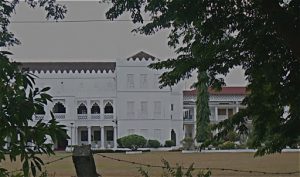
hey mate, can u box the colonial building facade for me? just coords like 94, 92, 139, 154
22, 51, 247, 150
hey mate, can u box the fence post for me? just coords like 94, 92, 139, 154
72, 145, 100, 177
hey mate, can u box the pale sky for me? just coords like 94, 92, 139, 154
8, 1, 247, 88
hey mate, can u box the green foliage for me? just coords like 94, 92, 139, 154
224, 131, 239, 142
147, 139, 161, 148
0, 53, 68, 177
181, 137, 195, 150
0, 1, 67, 176
164, 140, 176, 147
138, 159, 211, 177
195, 71, 211, 143
105, 0, 300, 156
117, 134, 147, 150
218, 141, 236, 150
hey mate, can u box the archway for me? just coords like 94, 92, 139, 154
171, 129, 176, 145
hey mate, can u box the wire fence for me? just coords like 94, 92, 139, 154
7, 152, 300, 176
8, 154, 73, 174
95, 153, 300, 175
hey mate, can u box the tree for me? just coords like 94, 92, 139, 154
0, 1, 67, 176
105, 0, 300, 155
195, 71, 211, 143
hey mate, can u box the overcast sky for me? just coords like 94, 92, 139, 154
8, 1, 247, 88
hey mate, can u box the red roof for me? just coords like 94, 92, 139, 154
183, 87, 248, 96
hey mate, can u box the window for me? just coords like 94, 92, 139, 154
141, 101, 148, 115
140, 74, 148, 88
77, 103, 87, 114
104, 102, 113, 114
93, 130, 101, 141
53, 102, 66, 113
91, 103, 100, 114
81, 130, 88, 141
153, 74, 160, 88
154, 101, 161, 115
127, 101, 134, 116
127, 74, 134, 88
106, 130, 114, 141
171, 104, 174, 111
218, 108, 227, 115
36, 106, 45, 114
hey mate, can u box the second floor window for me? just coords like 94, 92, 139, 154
77, 103, 87, 114
141, 101, 148, 115
140, 74, 148, 88
154, 101, 161, 115
53, 102, 66, 113
127, 74, 134, 88
91, 103, 100, 114
104, 102, 114, 114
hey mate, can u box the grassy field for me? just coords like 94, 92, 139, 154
3, 151, 300, 177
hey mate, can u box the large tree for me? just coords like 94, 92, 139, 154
105, 0, 300, 155
195, 71, 211, 143
0, 1, 67, 176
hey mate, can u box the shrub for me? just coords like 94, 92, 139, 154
225, 131, 240, 142
118, 134, 147, 150
164, 140, 175, 147
117, 138, 123, 148
218, 141, 235, 149
181, 137, 195, 150
147, 139, 161, 148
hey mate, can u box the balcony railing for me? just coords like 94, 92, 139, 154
35, 114, 45, 120
78, 114, 88, 120
104, 114, 113, 119
183, 115, 193, 120
91, 114, 101, 119
54, 113, 65, 119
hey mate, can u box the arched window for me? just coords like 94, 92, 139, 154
91, 103, 100, 114
104, 102, 113, 114
77, 103, 87, 114
53, 102, 66, 113
36, 106, 45, 115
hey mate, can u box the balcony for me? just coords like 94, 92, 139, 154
35, 114, 45, 120
104, 113, 113, 119
54, 113, 65, 119
78, 114, 88, 120
91, 114, 101, 119
183, 115, 194, 123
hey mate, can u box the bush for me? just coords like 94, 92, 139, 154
225, 131, 240, 142
164, 140, 175, 147
118, 134, 147, 150
147, 139, 161, 148
181, 137, 195, 150
218, 141, 235, 149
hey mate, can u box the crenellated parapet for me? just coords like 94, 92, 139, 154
21, 62, 116, 78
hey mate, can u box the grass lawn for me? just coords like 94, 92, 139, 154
2, 151, 300, 177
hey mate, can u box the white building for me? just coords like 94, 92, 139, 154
22, 51, 247, 150
22, 52, 184, 150
183, 87, 247, 138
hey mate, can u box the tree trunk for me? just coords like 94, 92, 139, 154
72, 145, 100, 177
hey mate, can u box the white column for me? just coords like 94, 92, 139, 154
215, 106, 218, 121
113, 126, 117, 149
101, 126, 105, 149
236, 106, 239, 113
193, 106, 197, 139
74, 126, 78, 145
88, 126, 92, 145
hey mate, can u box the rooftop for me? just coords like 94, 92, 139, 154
21, 62, 116, 73
183, 87, 248, 96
